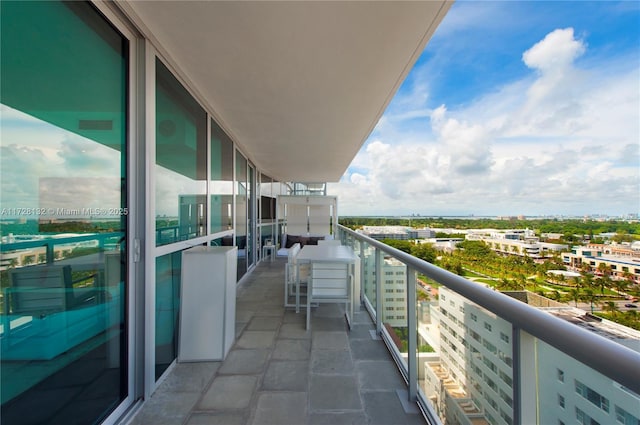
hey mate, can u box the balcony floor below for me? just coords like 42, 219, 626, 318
129, 259, 426, 425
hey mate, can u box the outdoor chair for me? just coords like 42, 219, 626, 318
306, 261, 353, 330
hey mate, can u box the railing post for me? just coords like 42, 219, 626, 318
407, 266, 417, 402
512, 324, 521, 425
46, 241, 54, 264
516, 328, 537, 425
359, 239, 365, 304
375, 247, 382, 335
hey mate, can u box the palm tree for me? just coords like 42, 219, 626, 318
569, 289, 581, 307
582, 289, 597, 313
622, 271, 635, 292
595, 277, 608, 296
497, 278, 511, 290
602, 301, 619, 317
613, 278, 628, 298
597, 263, 612, 278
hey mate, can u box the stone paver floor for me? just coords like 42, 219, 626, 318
129, 259, 426, 425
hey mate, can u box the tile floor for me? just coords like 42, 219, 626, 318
128, 259, 426, 425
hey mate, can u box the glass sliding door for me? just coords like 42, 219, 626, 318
210, 119, 234, 234
0, 1, 129, 423
154, 252, 181, 379
154, 59, 207, 379
236, 152, 248, 280
155, 60, 207, 247
247, 164, 255, 268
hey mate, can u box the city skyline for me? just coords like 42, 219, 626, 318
331, 1, 640, 217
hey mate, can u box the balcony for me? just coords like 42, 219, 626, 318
128, 224, 640, 425
129, 257, 425, 425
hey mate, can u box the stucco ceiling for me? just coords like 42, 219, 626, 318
119, 1, 451, 182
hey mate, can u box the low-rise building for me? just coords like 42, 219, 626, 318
563, 243, 640, 284
467, 229, 567, 259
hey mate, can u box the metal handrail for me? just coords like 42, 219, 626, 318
338, 224, 640, 395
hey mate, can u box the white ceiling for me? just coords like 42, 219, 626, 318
119, 1, 451, 182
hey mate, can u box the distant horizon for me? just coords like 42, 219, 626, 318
337, 213, 640, 220
0, 211, 638, 222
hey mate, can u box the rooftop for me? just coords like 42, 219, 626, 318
128, 259, 426, 425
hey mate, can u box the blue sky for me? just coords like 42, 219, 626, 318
331, 1, 640, 217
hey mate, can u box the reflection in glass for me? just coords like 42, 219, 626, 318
247, 165, 255, 267
155, 59, 207, 246
155, 251, 181, 379
210, 119, 233, 233
236, 151, 247, 280
0, 1, 128, 423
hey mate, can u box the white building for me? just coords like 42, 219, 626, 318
415, 228, 437, 239
563, 244, 640, 285
538, 308, 640, 425
467, 229, 567, 259
362, 247, 408, 327
422, 287, 640, 425
359, 226, 412, 240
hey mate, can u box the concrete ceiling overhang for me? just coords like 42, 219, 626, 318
119, 1, 452, 182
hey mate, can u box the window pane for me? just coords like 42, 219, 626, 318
155, 60, 207, 246
155, 251, 181, 379
236, 151, 247, 279
1, 1, 128, 423
210, 119, 233, 233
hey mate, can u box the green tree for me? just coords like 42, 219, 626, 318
594, 277, 608, 296
582, 289, 597, 313
581, 273, 594, 291
410, 243, 437, 263
602, 301, 619, 316
597, 263, 612, 278
381, 239, 413, 254
613, 278, 628, 297
568, 288, 581, 306
456, 240, 493, 258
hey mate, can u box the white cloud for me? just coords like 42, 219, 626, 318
1, 106, 124, 213
522, 28, 586, 73
334, 26, 639, 216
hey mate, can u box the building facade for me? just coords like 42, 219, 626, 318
563, 244, 640, 284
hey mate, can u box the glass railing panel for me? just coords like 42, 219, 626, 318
337, 225, 640, 425
379, 255, 409, 371
360, 242, 377, 316
416, 285, 512, 424
531, 332, 640, 425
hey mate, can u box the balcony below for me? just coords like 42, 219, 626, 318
128, 259, 426, 425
